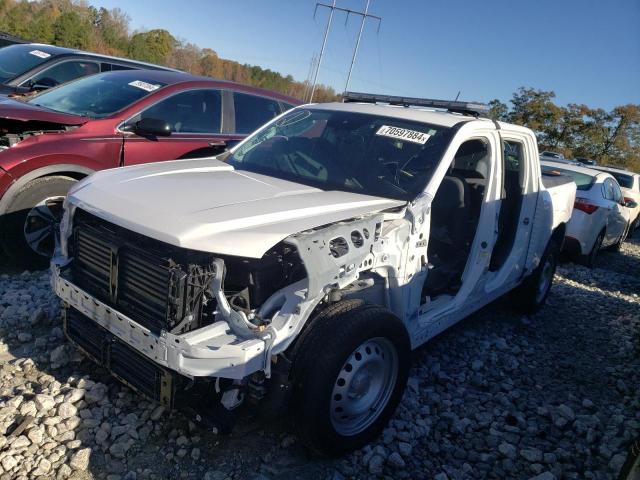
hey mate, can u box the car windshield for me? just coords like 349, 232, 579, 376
26, 73, 166, 118
0, 44, 58, 83
227, 108, 455, 201
542, 165, 594, 190
607, 172, 633, 189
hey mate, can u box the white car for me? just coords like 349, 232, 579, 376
591, 165, 640, 232
541, 161, 632, 266
52, 94, 576, 453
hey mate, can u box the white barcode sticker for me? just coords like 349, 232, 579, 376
128, 80, 161, 92
29, 50, 51, 59
376, 125, 430, 144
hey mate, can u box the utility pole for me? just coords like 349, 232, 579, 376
309, 0, 336, 103
344, 0, 371, 92
310, 1, 381, 102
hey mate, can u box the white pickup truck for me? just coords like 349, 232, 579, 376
51, 93, 576, 454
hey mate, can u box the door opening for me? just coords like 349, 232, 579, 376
422, 138, 490, 299
489, 140, 526, 271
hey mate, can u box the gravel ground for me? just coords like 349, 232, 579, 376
0, 234, 638, 480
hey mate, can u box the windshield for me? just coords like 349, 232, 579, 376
27, 73, 166, 118
542, 165, 594, 190
227, 108, 455, 201
0, 44, 57, 83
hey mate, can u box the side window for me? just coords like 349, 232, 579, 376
611, 180, 622, 202
602, 179, 614, 200
133, 89, 222, 134
110, 64, 135, 71
28, 61, 100, 87
503, 139, 526, 190
234, 92, 281, 134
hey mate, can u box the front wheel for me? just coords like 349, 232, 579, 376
513, 239, 559, 314
288, 300, 411, 455
0, 175, 76, 268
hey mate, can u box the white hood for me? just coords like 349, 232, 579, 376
68, 157, 405, 258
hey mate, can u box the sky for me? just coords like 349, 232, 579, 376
90, 0, 640, 110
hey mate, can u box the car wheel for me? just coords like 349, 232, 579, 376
288, 299, 411, 455
513, 239, 559, 314
607, 223, 629, 253
0, 175, 75, 268
581, 229, 605, 268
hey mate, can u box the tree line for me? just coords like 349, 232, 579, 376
490, 89, 639, 171
0, 0, 338, 101
1, 0, 638, 170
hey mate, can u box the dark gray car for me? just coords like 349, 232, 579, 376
0, 43, 177, 95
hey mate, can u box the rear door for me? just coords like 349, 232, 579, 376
121, 88, 229, 166
607, 179, 628, 241
231, 92, 285, 135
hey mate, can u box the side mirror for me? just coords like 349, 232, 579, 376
134, 118, 171, 137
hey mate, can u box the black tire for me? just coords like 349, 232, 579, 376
0, 175, 76, 268
607, 223, 629, 252
581, 229, 605, 268
288, 299, 411, 455
513, 239, 559, 314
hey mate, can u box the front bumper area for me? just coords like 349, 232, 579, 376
52, 262, 266, 380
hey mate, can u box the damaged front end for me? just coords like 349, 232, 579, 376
0, 118, 78, 150
51, 202, 397, 431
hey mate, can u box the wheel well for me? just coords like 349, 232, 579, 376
48, 171, 87, 182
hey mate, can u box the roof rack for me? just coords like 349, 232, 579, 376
342, 91, 490, 118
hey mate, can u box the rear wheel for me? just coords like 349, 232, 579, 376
513, 239, 559, 314
581, 229, 605, 268
606, 223, 629, 252
289, 300, 411, 455
0, 176, 75, 268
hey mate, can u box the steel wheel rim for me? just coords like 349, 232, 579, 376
330, 337, 398, 436
535, 255, 555, 303
23, 196, 65, 257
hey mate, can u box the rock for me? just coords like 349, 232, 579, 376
57, 402, 77, 419
499, 442, 517, 459
398, 441, 412, 456
609, 454, 626, 475
34, 394, 56, 411
50, 345, 70, 367
32, 458, 52, 476
1, 455, 17, 471
527, 473, 556, 480
69, 448, 91, 471
557, 404, 575, 421
521, 447, 543, 463
388, 451, 406, 468
150, 405, 165, 421
191, 448, 201, 460
27, 426, 44, 445
368, 455, 385, 475
18, 332, 32, 342
85, 383, 108, 404
203, 471, 227, 480
57, 464, 72, 479
64, 389, 86, 404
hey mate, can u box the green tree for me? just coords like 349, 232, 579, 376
128, 29, 175, 65
53, 10, 91, 49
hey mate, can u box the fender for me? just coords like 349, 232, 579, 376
0, 163, 95, 215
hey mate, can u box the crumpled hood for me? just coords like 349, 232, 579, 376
68, 157, 405, 258
0, 96, 87, 124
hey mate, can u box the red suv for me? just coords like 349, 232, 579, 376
0, 70, 299, 264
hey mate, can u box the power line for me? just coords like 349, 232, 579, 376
309, 1, 382, 102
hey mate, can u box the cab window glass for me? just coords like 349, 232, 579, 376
602, 178, 614, 200
28, 61, 99, 87
132, 89, 222, 133
234, 92, 281, 134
